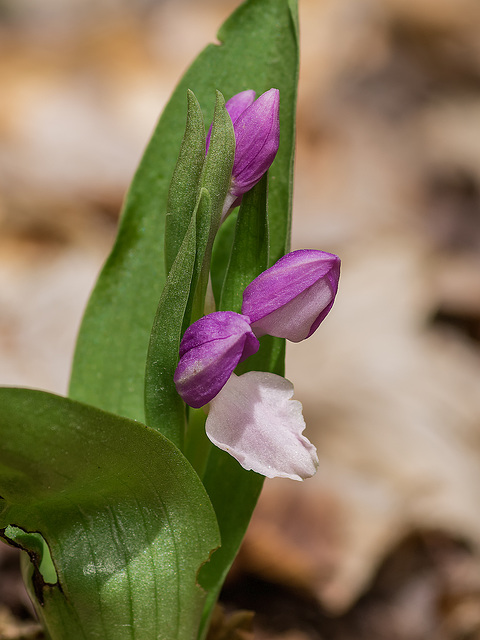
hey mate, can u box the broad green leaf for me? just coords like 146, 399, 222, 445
69, 0, 299, 425
0, 388, 219, 640
164, 90, 206, 275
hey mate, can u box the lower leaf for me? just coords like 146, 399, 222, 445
0, 388, 219, 640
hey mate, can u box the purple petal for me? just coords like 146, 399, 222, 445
174, 312, 259, 408
242, 250, 340, 342
230, 88, 280, 196
206, 89, 256, 153
225, 89, 257, 124
206, 372, 318, 480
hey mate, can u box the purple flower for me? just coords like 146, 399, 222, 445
206, 372, 318, 480
173, 249, 341, 480
207, 89, 280, 217
242, 249, 341, 343
174, 311, 259, 409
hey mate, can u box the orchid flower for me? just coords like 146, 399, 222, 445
174, 249, 340, 480
243, 249, 341, 342
207, 88, 280, 219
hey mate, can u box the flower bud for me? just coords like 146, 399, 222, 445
242, 249, 341, 343
174, 311, 259, 408
207, 89, 280, 217
230, 88, 280, 197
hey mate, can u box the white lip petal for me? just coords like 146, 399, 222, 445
205, 372, 318, 481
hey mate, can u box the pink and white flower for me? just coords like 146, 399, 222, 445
173, 249, 340, 479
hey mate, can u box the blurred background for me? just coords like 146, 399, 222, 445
2, 0, 480, 638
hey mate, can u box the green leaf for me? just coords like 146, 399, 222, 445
210, 212, 238, 306
69, 0, 299, 425
201, 92, 236, 236
144, 90, 235, 448
198, 456, 263, 636
190, 91, 235, 322
144, 189, 208, 449
164, 90, 206, 275
0, 388, 219, 640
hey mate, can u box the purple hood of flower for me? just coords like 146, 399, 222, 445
242, 249, 341, 342
206, 88, 280, 215
174, 311, 259, 409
